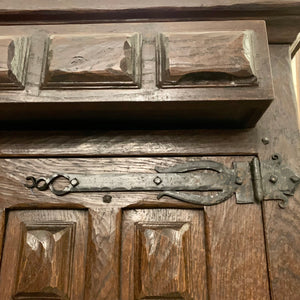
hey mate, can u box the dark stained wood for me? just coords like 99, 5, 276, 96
0, 36, 30, 89
121, 208, 207, 299
84, 208, 122, 300
158, 31, 257, 87
42, 33, 141, 88
0, 4, 298, 299
0, 156, 272, 299
0, 21, 273, 128
0, 129, 259, 157
0, 209, 88, 299
0, 1, 299, 44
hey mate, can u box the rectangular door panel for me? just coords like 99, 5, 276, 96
0, 21, 273, 127
121, 208, 207, 300
0, 209, 88, 300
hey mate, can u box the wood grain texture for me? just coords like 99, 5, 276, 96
0, 36, 30, 89
121, 209, 207, 299
84, 208, 122, 300
0, 129, 259, 157
204, 197, 270, 299
258, 45, 300, 300
0, 1, 299, 44
0, 209, 88, 300
158, 31, 257, 87
0, 21, 273, 128
42, 33, 141, 88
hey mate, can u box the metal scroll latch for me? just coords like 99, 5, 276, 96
25, 154, 300, 208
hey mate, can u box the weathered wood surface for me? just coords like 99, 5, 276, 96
158, 31, 257, 87
205, 195, 270, 299
259, 45, 300, 300
0, 210, 88, 299
0, 21, 273, 128
0, 1, 299, 44
0, 156, 250, 209
0, 45, 295, 157
0, 36, 30, 89
0, 156, 272, 299
43, 33, 140, 88
0, 129, 258, 157
121, 209, 207, 299
84, 208, 122, 300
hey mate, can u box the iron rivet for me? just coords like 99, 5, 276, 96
153, 176, 162, 185
261, 137, 269, 145
71, 178, 79, 187
103, 195, 112, 203
235, 177, 243, 185
269, 175, 278, 184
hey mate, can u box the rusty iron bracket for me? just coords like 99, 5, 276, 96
24, 154, 299, 208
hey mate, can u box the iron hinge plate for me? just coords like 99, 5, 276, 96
24, 154, 299, 208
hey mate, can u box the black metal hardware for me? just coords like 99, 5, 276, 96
25, 154, 299, 208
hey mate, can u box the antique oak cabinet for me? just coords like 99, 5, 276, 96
0, 1, 299, 299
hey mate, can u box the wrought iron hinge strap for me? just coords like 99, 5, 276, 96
24, 154, 300, 208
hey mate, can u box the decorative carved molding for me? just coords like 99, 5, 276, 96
41, 33, 142, 89
157, 31, 258, 88
0, 36, 30, 89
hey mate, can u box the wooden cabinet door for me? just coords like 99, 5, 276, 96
0, 156, 272, 299
0, 5, 299, 300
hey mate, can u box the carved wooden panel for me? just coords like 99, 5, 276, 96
121, 209, 207, 299
0, 36, 30, 89
0, 21, 273, 127
0, 210, 88, 299
157, 31, 257, 87
41, 33, 141, 88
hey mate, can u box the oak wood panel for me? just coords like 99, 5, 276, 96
84, 208, 122, 300
0, 129, 259, 157
258, 45, 300, 300
42, 33, 141, 88
0, 209, 88, 299
0, 1, 299, 44
0, 21, 273, 128
0, 45, 295, 158
121, 209, 207, 299
0, 36, 30, 89
157, 31, 257, 88
204, 197, 270, 299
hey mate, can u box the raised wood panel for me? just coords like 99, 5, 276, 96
0, 36, 30, 89
0, 21, 273, 128
84, 208, 122, 300
157, 31, 257, 88
0, 210, 88, 300
42, 33, 141, 88
121, 209, 207, 300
